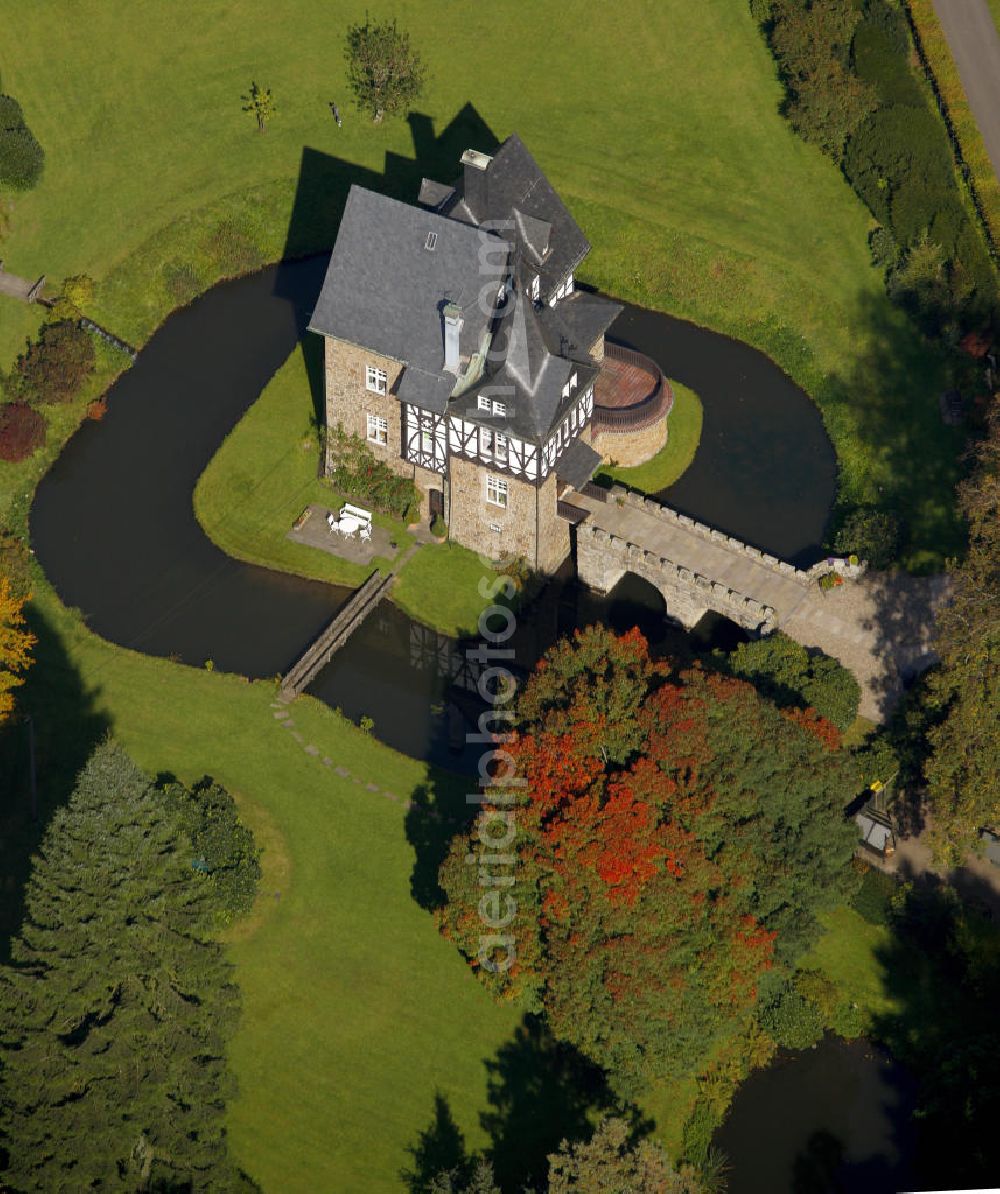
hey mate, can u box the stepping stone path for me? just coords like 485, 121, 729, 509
268, 698, 422, 810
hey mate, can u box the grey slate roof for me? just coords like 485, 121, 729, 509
450, 294, 598, 442
541, 291, 623, 360
309, 185, 507, 381
310, 141, 609, 444
556, 438, 602, 490
856, 812, 894, 853
396, 367, 456, 415
448, 134, 590, 298
418, 178, 455, 211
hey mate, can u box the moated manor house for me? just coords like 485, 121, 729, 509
310, 134, 672, 572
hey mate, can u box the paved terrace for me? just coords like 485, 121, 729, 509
566, 488, 948, 722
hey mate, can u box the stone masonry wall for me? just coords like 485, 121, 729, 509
607, 486, 807, 580
576, 522, 776, 632
323, 336, 407, 478
448, 456, 570, 573
592, 416, 668, 468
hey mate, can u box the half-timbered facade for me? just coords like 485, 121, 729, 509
309, 133, 623, 572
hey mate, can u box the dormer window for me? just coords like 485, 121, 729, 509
366, 366, 388, 394
570, 372, 578, 391
478, 395, 491, 411
492, 400, 506, 416
424, 231, 438, 251
530, 274, 540, 302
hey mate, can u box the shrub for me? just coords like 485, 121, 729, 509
58, 274, 95, 315
830, 998, 866, 1038
0, 532, 32, 597
682, 1098, 722, 1167
868, 225, 899, 272
726, 632, 860, 730
760, 985, 825, 1050
851, 865, 897, 926
85, 397, 107, 421
832, 506, 902, 568
0, 94, 44, 191
327, 423, 418, 519
430, 514, 447, 538
162, 777, 261, 924
0, 402, 44, 461
10, 320, 95, 405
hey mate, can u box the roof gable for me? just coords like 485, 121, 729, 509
308, 185, 507, 377
455, 134, 590, 295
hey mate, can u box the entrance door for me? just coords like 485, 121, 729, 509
428, 488, 445, 520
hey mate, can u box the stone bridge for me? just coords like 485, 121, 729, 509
567, 485, 948, 722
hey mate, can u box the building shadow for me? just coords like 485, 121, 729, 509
270, 103, 500, 443
0, 604, 110, 962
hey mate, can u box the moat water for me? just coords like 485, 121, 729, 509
713, 1035, 917, 1193
31, 256, 837, 767
29, 257, 917, 1187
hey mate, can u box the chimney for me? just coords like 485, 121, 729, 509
443, 302, 463, 372
460, 149, 492, 221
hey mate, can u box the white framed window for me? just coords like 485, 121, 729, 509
570, 371, 578, 391
530, 274, 540, 302
486, 474, 508, 508
489, 522, 502, 533
477, 395, 491, 411
495, 432, 508, 462
492, 399, 506, 416
366, 366, 388, 394
366, 413, 388, 445
420, 430, 434, 455
561, 381, 570, 399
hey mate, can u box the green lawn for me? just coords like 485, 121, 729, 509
1, 0, 963, 563
11, 583, 521, 1192
194, 343, 498, 635
193, 345, 389, 591
596, 381, 703, 494
801, 904, 902, 1021
0, 0, 973, 1184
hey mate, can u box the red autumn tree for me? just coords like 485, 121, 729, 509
438, 627, 858, 1095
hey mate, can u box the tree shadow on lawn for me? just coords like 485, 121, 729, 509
818, 288, 965, 567
402, 1013, 644, 1193
404, 762, 476, 912
0, 604, 110, 963
869, 867, 1000, 1190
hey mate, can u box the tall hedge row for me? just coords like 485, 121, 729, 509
762, 0, 997, 336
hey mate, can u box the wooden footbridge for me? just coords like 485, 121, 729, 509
280, 570, 393, 697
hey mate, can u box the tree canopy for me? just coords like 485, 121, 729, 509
925, 405, 1000, 860
241, 81, 275, 133
724, 632, 860, 732
0, 575, 35, 724
438, 627, 858, 1095
0, 740, 257, 1189
344, 17, 426, 123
